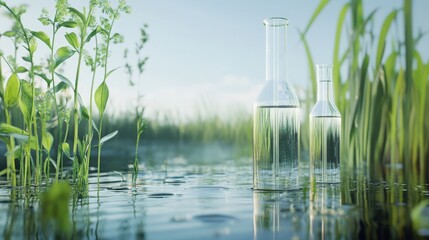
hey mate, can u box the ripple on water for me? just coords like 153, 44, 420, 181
106, 186, 131, 191
194, 214, 237, 223
164, 178, 186, 184
171, 214, 192, 222
148, 193, 174, 198
189, 186, 229, 191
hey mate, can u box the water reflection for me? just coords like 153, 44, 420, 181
0, 160, 428, 239
253, 181, 359, 240
309, 183, 353, 240
253, 190, 307, 239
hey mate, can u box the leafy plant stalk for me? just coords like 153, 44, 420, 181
1, 2, 40, 187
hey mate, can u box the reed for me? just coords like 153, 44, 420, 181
301, 0, 428, 183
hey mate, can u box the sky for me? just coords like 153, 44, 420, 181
1, 0, 429, 119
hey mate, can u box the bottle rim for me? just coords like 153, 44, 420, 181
315, 64, 333, 69
264, 17, 288, 27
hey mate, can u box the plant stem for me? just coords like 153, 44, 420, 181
97, 118, 103, 186
86, 36, 99, 183
72, 48, 83, 182
97, 19, 115, 185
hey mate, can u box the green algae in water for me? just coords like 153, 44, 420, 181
253, 106, 299, 190
310, 116, 341, 184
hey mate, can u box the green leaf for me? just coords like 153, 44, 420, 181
106, 67, 120, 80
52, 81, 69, 93
302, 0, 330, 36
68, 7, 86, 23
55, 72, 74, 90
54, 46, 75, 69
19, 80, 33, 123
2, 31, 15, 37
42, 131, 54, 151
48, 158, 57, 170
99, 130, 118, 146
22, 56, 31, 62
5, 145, 23, 159
62, 142, 71, 159
65, 32, 79, 50
375, 10, 397, 69
11, 133, 31, 143
76, 94, 89, 120
95, 81, 109, 116
29, 37, 38, 54
85, 26, 100, 43
0, 168, 10, 177
92, 120, 99, 134
4, 73, 20, 108
31, 31, 52, 49
16, 66, 28, 73
35, 73, 52, 86
0, 135, 10, 145
333, 3, 350, 96
0, 123, 28, 135
58, 21, 78, 29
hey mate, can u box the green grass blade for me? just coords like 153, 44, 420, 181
333, 3, 350, 101
302, 0, 331, 36
375, 10, 397, 70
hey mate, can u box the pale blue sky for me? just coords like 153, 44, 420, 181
1, 0, 428, 118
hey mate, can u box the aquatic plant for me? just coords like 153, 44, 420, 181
0, 0, 135, 193
123, 25, 149, 188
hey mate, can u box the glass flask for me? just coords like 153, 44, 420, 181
253, 17, 300, 191
309, 64, 341, 184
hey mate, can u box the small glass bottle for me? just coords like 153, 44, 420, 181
253, 17, 300, 191
310, 64, 341, 184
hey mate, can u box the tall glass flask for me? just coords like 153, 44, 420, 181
253, 17, 300, 191
310, 65, 341, 184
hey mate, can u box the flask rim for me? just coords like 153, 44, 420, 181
315, 64, 333, 69
264, 17, 288, 27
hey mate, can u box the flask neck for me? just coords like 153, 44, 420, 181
265, 18, 288, 83
317, 81, 334, 101
316, 64, 334, 101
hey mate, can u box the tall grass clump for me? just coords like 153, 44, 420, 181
0, 0, 139, 195
301, 0, 428, 184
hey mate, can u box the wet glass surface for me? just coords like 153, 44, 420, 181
0, 142, 428, 239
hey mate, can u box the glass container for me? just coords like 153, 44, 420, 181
309, 64, 341, 184
253, 17, 300, 191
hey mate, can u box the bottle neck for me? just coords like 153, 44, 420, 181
265, 20, 287, 83
317, 80, 334, 101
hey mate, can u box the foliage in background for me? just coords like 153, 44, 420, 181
301, 0, 428, 184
